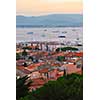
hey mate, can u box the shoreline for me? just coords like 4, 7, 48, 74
16, 26, 83, 28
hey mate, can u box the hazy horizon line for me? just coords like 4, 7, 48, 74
16, 13, 83, 17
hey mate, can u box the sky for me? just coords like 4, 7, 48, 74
16, 0, 83, 16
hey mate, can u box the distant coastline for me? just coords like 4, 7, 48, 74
16, 25, 83, 28
16, 14, 83, 28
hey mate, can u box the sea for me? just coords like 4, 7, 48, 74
16, 27, 83, 45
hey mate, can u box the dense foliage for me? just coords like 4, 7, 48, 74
56, 47, 79, 52
22, 49, 28, 58
16, 53, 21, 60
16, 76, 32, 100
57, 56, 65, 61
22, 47, 32, 50
17, 74, 83, 100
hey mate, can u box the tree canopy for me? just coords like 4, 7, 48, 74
57, 56, 65, 61
16, 53, 21, 60
56, 47, 79, 52
16, 76, 32, 100
22, 47, 32, 50
22, 49, 28, 57
18, 74, 83, 100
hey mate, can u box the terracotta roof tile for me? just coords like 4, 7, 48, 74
17, 66, 25, 70
27, 62, 45, 70
74, 52, 83, 57
64, 64, 81, 74
39, 68, 49, 73
31, 78, 45, 86
76, 70, 83, 75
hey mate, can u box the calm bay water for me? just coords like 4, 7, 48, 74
16, 27, 83, 44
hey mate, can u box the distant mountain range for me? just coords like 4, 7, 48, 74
16, 14, 83, 27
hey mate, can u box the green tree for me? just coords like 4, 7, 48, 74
16, 53, 21, 60
16, 76, 32, 100
57, 56, 65, 61
56, 47, 78, 52
56, 48, 60, 52
19, 92, 37, 100
63, 69, 66, 77
22, 47, 32, 50
22, 49, 27, 59
17, 74, 83, 100
34, 74, 83, 100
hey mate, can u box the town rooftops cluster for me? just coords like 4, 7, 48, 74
16, 42, 83, 90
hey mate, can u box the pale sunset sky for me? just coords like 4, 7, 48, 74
16, 0, 83, 16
